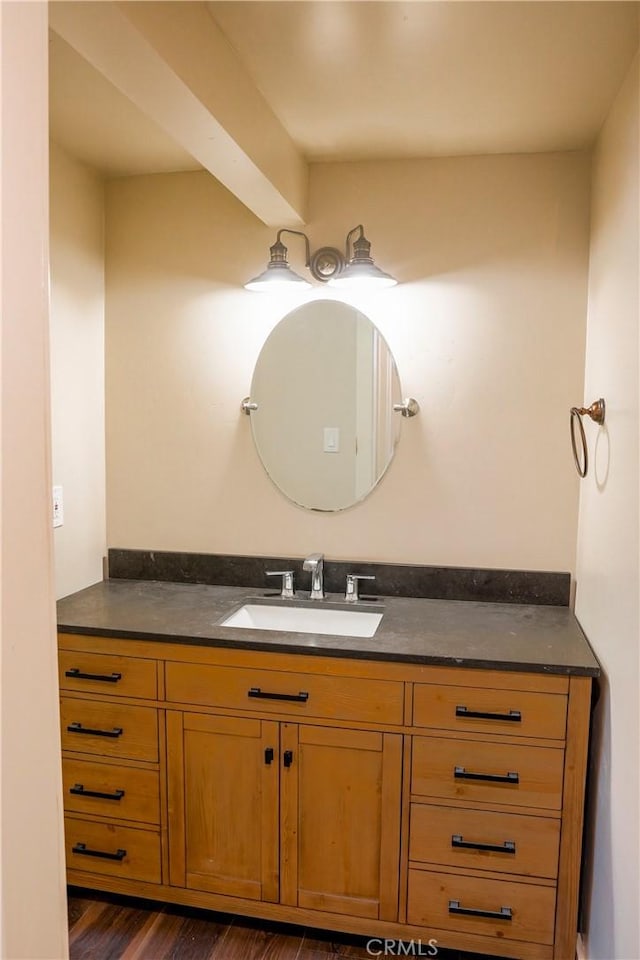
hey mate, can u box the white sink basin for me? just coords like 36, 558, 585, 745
221, 603, 383, 638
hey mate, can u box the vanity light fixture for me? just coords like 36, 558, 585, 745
327, 225, 397, 289
244, 224, 397, 291
244, 229, 312, 291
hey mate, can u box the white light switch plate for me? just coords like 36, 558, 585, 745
52, 485, 64, 527
323, 427, 340, 453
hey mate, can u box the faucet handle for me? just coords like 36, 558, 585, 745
266, 570, 295, 599
345, 574, 375, 603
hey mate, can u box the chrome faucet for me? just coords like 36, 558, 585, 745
303, 553, 325, 600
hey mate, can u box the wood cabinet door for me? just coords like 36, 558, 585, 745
167, 711, 279, 901
280, 723, 402, 921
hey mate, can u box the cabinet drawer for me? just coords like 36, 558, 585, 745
62, 758, 160, 824
165, 661, 404, 725
61, 698, 158, 762
413, 684, 567, 740
407, 868, 556, 945
65, 816, 161, 884
59, 650, 157, 699
411, 736, 564, 810
409, 803, 560, 878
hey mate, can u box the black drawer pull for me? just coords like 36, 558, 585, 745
449, 900, 512, 921
451, 834, 516, 854
69, 783, 125, 802
65, 668, 122, 683
283, 750, 294, 768
67, 722, 123, 739
456, 706, 521, 722
454, 766, 519, 784
264, 747, 274, 766
248, 687, 309, 703
72, 842, 127, 862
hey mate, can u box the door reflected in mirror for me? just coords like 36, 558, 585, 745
249, 300, 402, 511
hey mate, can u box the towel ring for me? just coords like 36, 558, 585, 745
570, 399, 605, 478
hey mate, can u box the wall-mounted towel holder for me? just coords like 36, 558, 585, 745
570, 398, 605, 478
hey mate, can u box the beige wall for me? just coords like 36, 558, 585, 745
0, 3, 69, 957
106, 152, 589, 572
50, 141, 106, 599
575, 53, 640, 960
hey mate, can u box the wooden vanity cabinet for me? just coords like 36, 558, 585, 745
58, 633, 592, 960
166, 710, 280, 901
166, 711, 401, 919
59, 641, 163, 886
279, 723, 401, 921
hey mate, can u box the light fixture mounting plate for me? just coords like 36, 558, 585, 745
309, 246, 344, 282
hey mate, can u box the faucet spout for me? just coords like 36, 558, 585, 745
303, 553, 325, 600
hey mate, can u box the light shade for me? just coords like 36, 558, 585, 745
327, 226, 397, 289
328, 260, 397, 289
244, 263, 311, 292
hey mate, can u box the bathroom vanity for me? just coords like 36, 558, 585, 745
57, 578, 598, 960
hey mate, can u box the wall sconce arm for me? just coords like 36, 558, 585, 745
275, 229, 311, 268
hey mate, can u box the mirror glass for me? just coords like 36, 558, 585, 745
249, 300, 402, 511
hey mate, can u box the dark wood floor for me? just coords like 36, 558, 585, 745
68, 889, 496, 960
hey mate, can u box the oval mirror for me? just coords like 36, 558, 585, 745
249, 300, 403, 511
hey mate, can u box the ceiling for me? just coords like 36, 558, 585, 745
49, 2, 639, 185
208, 1, 639, 160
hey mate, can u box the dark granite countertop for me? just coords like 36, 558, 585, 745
57, 579, 600, 677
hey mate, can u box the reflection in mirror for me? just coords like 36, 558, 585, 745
249, 300, 402, 511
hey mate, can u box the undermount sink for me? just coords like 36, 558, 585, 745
220, 602, 383, 638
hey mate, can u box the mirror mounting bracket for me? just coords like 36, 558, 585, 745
241, 397, 258, 415
393, 397, 420, 418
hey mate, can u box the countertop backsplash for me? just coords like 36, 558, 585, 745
107, 548, 571, 606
